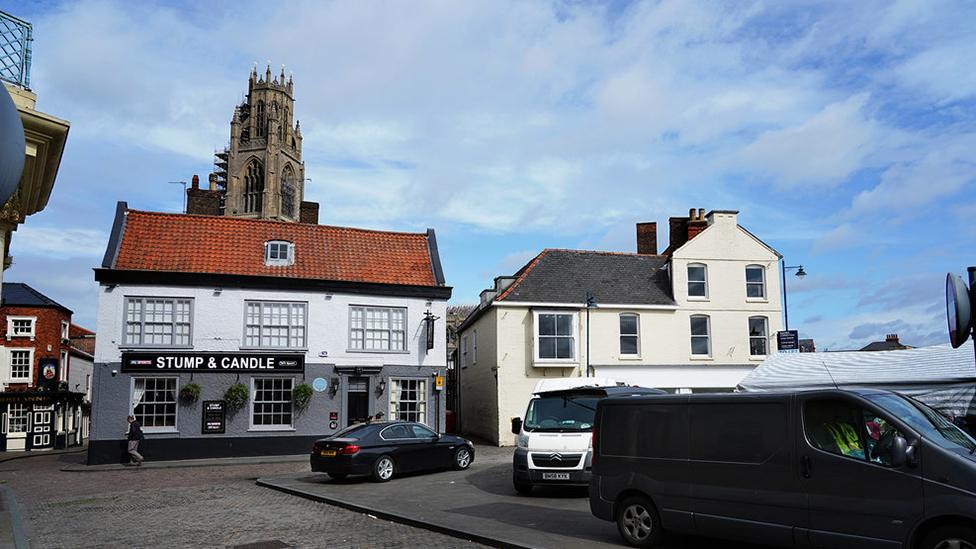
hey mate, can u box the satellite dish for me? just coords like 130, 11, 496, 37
0, 85, 25, 205
946, 272, 972, 348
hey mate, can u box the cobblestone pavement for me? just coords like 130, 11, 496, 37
0, 451, 489, 548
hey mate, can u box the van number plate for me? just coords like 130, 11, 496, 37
542, 472, 570, 480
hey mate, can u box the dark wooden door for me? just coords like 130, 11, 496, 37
347, 377, 369, 425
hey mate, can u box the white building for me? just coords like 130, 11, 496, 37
88, 203, 450, 464
457, 209, 783, 445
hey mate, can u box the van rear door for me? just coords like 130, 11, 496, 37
797, 393, 922, 549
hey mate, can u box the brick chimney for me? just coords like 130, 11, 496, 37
663, 207, 710, 255
636, 222, 657, 255
186, 173, 222, 216
687, 207, 708, 240
886, 334, 900, 344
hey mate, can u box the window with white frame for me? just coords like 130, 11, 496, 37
245, 301, 307, 348
349, 306, 407, 351
687, 264, 708, 298
59, 351, 68, 382
61, 321, 70, 340
460, 335, 468, 368
690, 315, 711, 356
9, 349, 31, 382
131, 377, 178, 430
264, 240, 294, 266
746, 265, 766, 299
535, 311, 576, 361
7, 404, 28, 433
749, 316, 769, 356
251, 377, 294, 429
124, 298, 192, 347
7, 317, 35, 339
472, 330, 477, 364
390, 378, 427, 423
619, 314, 640, 356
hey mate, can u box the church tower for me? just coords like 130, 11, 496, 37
217, 65, 306, 222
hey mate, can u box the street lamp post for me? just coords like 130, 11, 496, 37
585, 291, 597, 377
781, 262, 807, 331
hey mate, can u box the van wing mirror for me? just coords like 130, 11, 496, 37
511, 417, 523, 435
891, 435, 908, 468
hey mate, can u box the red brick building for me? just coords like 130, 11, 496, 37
0, 283, 88, 451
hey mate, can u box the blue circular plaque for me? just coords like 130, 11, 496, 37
312, 377, 328, 392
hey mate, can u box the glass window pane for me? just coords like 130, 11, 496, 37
747, 284, 764, 298
538, 314, 556, 336
620, 315, 638, 335
620, 336, 638, 355
746, 267, 764, 283
556, 314, 573, 336
691, 336, 710, 355
690, 316, 709, 336
556, 337, 574, 359
539, 337, 556, 359
749, 318, 767, 337
688, 282, 707, 297
688, 265, 706, 282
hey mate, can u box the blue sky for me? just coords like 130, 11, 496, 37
2, 0, 974, 351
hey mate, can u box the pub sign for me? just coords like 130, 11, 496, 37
202, 401, 226, 434
121, 352, 304, 373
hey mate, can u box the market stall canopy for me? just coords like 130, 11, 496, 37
737, 344, 976, 416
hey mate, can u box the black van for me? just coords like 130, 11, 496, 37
589, 389, 976, 549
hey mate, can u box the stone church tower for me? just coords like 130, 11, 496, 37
189, 66, 319, 223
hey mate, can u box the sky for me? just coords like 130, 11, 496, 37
1, 0, 974, 351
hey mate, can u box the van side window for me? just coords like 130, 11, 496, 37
804, 399, 904, 467
689, 402, 787, 464
601, 405, 687, 459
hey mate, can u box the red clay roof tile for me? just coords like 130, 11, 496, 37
112, 210, 438, 287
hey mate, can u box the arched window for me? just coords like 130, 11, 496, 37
746, 265, 766, 299
255, 101, 266, 138
687, 263, 708, 299
690, 315, 711, 356
280, 165, 297, 219
243, 159, 264, 214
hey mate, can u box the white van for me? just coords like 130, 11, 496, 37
510, 379, 662, 495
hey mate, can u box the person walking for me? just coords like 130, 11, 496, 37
126, 414, 144, 466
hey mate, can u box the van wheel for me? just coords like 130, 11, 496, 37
616, 495, 663, 548
514, 479, 533, 495
920, 525, 976, 549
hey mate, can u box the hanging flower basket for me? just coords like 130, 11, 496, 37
293, 382, 314, 411
224, 382, 249, 411
180, 382, 202, 403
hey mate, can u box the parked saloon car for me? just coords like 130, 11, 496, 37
590, 388, 976, 549
311, 421, 475, 482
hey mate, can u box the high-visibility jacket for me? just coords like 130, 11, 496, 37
824, 422, 863, 458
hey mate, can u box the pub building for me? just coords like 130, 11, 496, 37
0, 283, 88, 452
87, 202, 451, 464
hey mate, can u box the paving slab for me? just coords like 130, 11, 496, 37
257, 446, 774, 549
62, 453, 308, 472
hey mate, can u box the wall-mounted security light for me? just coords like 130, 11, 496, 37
376, 379, 387, 396
329, 377, 340, 397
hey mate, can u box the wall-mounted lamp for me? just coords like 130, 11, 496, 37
329, 376, 340, 397
376, 379, 387, 395
213, 287, 223, 296
324, 294, 333, 301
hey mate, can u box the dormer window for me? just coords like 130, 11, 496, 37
265, 241, 295, 266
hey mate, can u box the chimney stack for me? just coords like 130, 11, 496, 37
636, 222, 657, 255
191, 174, 200, 190
687, 206, 708, 240
208, 173, 218, 191
886, 334, 899, 343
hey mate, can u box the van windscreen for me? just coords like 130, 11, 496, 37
524, 395, 601, 432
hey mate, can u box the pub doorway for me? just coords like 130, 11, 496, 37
346, 377, 370, 425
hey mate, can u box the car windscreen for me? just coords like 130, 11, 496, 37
524, 395, 601, 432
865, 392, 976, 452
330, 423, 371, 440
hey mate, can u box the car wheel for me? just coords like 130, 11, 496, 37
921, 525, 976, 549
616, 495, 663, 548
372, 455, 395, 482
327, 472, 347, 480
513, 478, 533, 495
454, 447, 472, 470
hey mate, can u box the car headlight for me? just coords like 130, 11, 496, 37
517, 433, 529, 448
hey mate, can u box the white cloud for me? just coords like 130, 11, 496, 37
10, 226, 107, 258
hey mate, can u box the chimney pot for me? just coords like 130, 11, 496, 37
191, 175, 199, 190
698, 208, 705, 219
208, 173, 218, 191
689, 208, 696, 219
886, 334, 899, 342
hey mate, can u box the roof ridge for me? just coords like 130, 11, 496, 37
542, 247, 666, 258
125, 209, 429, 237
496, 250, 549, 301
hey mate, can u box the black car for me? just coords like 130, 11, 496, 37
310, 421, 475, 482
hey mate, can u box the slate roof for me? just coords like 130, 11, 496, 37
497, 249, 676, 306
1, 283, 72, 314
859, 340, 913, 352
104, 208, 445, 288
